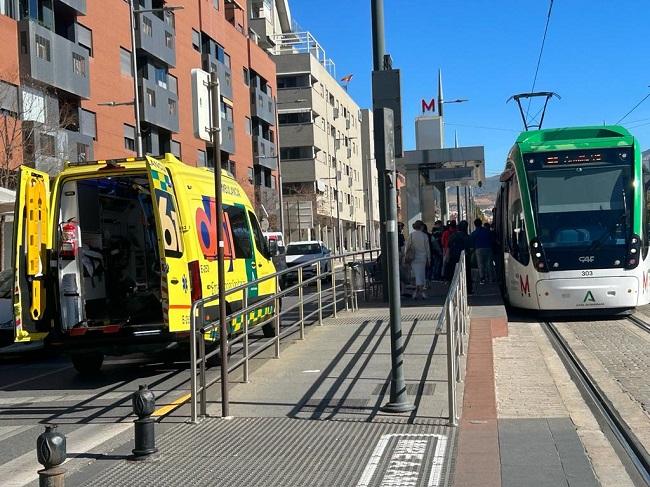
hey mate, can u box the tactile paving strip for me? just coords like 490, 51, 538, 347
84, 417, 454, 487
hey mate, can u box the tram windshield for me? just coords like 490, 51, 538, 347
527, 165, 633, 249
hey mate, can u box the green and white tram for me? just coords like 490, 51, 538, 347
495, 125, 650, 312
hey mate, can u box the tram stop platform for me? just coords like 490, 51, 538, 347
61, 281, 633, 487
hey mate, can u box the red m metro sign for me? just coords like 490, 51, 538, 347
421, 98, 436, 113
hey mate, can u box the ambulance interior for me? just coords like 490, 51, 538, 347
57, 175, 162, 330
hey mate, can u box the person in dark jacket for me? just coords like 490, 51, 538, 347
446, 220, 473, 294
471, 218, 493, 284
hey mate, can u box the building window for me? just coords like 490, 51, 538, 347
197, 149, 206, 167
76, 143, 90, 162
80, 109, 96, 139
245, 117, 252, 135
165, 31, 173, 49
277, 74, 310, 89
280, 146, 313, 160
146, 89, 156, 106
247, 167, 253, 182
124, 124, 135, 152
77, 23, 93, 57
243, 68, 249, 86
154, 67, 167, 88
278, 112, 311, 125
35, 35, 50, 61
40, 133, 55, 157
72, 52, 87, 77
168, 74, 178, 94
168, 98, 176, 115
142, 16, 153, 36
213, 0, 219, 10
170, 140, 181, 158
120, 47, 132, 76
191, 29, 200, 51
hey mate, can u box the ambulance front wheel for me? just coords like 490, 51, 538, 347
71, 352, 104, 375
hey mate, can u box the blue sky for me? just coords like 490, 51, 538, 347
290, 0, 650, 178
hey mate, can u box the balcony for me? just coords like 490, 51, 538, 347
202, 55, 233, 101
220, 118, 235, 154
136, 12, 176, 67
254, 185, 279, 215
253, 135, 277, 170
33, 127, 94, 175
140, 78, 179, 133
59, 0, 86, 14
251, 87, 275, 125
18, 20, 90, 98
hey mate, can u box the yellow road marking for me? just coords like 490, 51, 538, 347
152, 392, 192, 418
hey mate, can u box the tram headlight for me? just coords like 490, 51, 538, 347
530, 238, 549, 273
625, 233, 641, 269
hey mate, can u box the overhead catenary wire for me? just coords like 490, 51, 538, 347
526, 0, 555, 119
615, 92, 650, 125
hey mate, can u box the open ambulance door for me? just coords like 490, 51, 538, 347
13, 167, 51, 343
144, 156, 191, 332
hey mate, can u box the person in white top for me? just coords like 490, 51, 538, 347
405, 220, 431, 299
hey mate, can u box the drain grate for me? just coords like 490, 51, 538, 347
372, 383, 435, 396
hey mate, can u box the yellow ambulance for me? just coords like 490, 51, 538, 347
9, 154, 277, 373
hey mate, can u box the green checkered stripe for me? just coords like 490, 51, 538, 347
205, 304, 275, 342
151, 169, 173, 192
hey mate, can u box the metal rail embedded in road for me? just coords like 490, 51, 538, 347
542, 321, 650, 486
627, 315, 650, 335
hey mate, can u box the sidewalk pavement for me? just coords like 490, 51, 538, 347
69, 290, 463, 486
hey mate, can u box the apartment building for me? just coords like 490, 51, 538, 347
360, 108, 380, 248
271, 32, 366, 251
0, 0, 284, 227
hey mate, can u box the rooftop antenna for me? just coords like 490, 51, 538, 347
507, 91, 560, 130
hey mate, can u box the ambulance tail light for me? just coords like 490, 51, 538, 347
530, 238, 549, 273
188, 261, 202, 303
59, 220, 79, 260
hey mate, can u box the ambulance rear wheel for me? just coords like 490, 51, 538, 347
262, 298, 282, 338
71, 352, 104, 375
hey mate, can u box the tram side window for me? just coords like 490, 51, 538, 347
224, 206, 252, 259
507, 188, 530, 265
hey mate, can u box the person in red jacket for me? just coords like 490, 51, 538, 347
441, 220, 457, 279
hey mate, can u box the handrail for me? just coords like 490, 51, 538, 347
438, 251, 470, 426
189, 248, 381, 422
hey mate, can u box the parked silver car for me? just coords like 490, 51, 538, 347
285, 241, 331, 283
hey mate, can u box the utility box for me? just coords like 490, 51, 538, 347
372, 69, 403, 158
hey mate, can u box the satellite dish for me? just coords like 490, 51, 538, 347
260, 218, 270, 232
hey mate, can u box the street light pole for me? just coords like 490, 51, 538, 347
371, 0, 414, 414
128, 0, 144, 157
273, 96, 285, 236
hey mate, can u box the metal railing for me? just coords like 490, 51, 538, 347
437, 251, 470, 426
189, 248, 380, 423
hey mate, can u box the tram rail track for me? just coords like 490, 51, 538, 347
628, 314, 650, 335
543, 321, 650, 486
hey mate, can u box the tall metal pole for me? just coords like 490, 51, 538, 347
128, 0, 144, 157
372, 0, 414, 414
371, 0, 385, 71
209, 71, 229, 418
273, 96, 285, 236
464, 186, 469, 220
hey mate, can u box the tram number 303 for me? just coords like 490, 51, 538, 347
581, 271, 594, 277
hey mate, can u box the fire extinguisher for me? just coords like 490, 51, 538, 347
60, 219, 79, 259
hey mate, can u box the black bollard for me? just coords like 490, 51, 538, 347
36, 425, 66, 487
131, 384, 158, 460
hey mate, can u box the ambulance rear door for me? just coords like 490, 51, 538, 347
12, 167, 51, 343
144, 157, 191, 332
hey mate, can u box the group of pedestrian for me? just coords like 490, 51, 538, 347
398, 217, 497, 299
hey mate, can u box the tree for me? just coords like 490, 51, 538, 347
0, 73, 81, 188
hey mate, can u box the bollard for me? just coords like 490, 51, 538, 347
131, 384, 158, 460
37, 424, 66, 487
